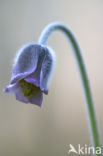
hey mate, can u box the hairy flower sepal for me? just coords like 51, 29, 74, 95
4, 43, 55, 106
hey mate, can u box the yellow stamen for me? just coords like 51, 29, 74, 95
19, 79, 40, 98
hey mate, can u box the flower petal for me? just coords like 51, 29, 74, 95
29, 90, 43, 106
15, 90, 29, 104
40, 47, 55, 94
10, 72, 30, 84
4, 82, 29, 103
10, 43, 43, 84
4, 83, 19, 94
24, 48, 46, 87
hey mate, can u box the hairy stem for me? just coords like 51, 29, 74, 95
38, 22, 102, 156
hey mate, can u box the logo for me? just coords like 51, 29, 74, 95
68, 144, 102, 155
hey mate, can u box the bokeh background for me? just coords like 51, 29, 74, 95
0, 0, 103, 155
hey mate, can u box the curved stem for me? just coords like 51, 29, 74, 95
38, 22, 102, 156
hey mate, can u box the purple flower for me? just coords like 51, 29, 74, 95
4, 43, 56, 106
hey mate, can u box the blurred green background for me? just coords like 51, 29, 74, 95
0, 0, 103, 155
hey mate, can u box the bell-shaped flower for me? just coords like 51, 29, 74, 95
4, 43, 56, 106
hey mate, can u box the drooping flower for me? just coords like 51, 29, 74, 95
4, 43, 56, 106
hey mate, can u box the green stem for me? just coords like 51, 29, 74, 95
38, 22, 102, 156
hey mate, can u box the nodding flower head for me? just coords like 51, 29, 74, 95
4, 43, 56, 106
